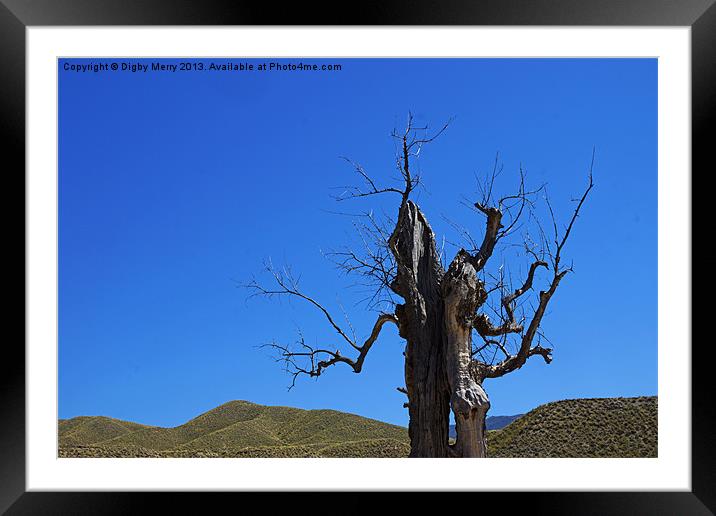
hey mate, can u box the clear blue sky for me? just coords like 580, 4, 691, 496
59, 58, 657, 427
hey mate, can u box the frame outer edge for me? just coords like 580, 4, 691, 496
0, 1, 27, 515
0, 0, 715, 26
3, 0, 713, 512
692, 1, 716, 514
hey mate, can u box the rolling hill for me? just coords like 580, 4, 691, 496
59, 396, 657, 458
59, 400, 410, 458
487, 396, 657, 458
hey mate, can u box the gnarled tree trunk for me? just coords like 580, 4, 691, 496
392, 203, 488, 457
391, 202, 451, 457
401, 306, 451, 457
443, 250, 491, 457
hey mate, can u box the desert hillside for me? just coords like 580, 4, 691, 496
59, 396, 657, 458
59, 400, 409, 458
487, 396, 657, 458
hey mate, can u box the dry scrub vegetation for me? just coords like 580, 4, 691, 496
59, 396, 656, 458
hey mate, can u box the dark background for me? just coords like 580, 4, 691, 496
2, 1, 712, 514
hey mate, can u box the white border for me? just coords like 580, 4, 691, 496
27, 27, 691, 491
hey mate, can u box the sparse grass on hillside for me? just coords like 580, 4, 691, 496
487, 396, 657, 458
57, 416, 155, 448
59, 400, 409, 458
58, 396, 657, 458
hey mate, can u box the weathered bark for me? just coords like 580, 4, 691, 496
443, 250, 491, 457
390, 201, 451, 457
400, 302, 451, 457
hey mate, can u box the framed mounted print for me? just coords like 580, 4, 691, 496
3, 0, 712, 513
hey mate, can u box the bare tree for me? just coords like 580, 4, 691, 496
247, 114, 594, 457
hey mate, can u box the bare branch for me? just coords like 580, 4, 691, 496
472, 337, 510, 359
552, 148, 595, 273
332, 157, 404, 201
246, 260, 359, 351
528, 344, 553, 364
482, 163, 594, 378
262, 312, 399, 389
473, 257, 547, 341
470, 205, 503, 270
390, 112, 453, 206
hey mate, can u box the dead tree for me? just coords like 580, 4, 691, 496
247, 115, 593, 457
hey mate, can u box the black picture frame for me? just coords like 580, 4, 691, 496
2, 1, 711, 513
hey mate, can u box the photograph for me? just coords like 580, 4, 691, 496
57, 57, 658, 460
